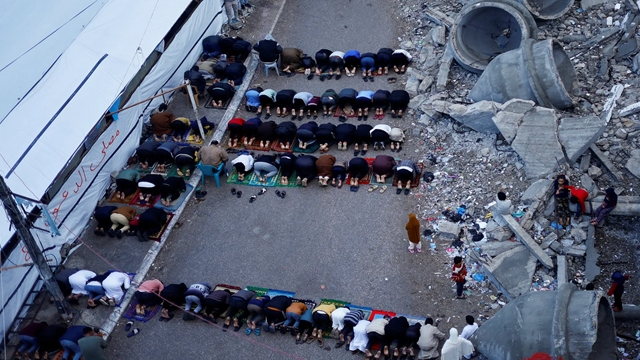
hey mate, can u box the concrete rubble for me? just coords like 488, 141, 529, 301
395, 0, 640, 355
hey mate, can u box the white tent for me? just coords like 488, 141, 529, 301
0, 0, 227, 339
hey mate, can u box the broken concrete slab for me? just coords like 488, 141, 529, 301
422, 7, 455, 29
485, 223, 514, 242
492, 111, 525, 143
522, 179, 553, 204
500, 98, 536, 114
480, 240, 523, 257
431, 100, 501, 133
432, 25, 447, 46
616, 38, 639, 60
557, 255, 568, 286
502, 214, 555, 269
557, 116, 606, 163
580, 152, 591, 173
418, 75, 434, 94
580, 173, 596, 196
437, 220, 460, 238
511, 107, 566, 179
581, 0, 610, 9
405, 75, 420, 97
408, 94, 427, 110
600, 84, 624, 124
625, 149, 640, 179
585, 224, 600, 282
406, 68, 427, 81
436, 47, 453, 91
565, 244, 587, 257
589, 144, 623, 181
482, 245, 537, 300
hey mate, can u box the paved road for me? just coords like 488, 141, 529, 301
101, 1, 443, 359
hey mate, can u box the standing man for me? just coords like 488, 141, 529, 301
224, 0, 239, 25
77, 328, 107, 360
607, 271, 629, 312
452, 256, 467, 300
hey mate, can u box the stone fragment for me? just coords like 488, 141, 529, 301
482, 246, 537, 300
408, 94, 427, 110
418, 76, 434, 94
565, 244, 587, 257
486, 223, 514, 242
557, 255, 568, 286
405, 76, 420, 97
626, 149, 640, 179
589, 144, 622, 181
436, 48, 453, 91
432, 25, 446, 46
587, 165, 603, 178
438, 220, 460, 238
511, 107, 566, 179
521, 179, 553, 204
615, 128, 628, 139
480, 241, 523, 256
619, 101, 640, 116
493, 111, 525, 143
407, 68, 427, 81
580, 174, 596, 195
557, 116, 606, 163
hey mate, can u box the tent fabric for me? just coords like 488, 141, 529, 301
0, 0, 227, 341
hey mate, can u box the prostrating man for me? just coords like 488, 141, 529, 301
316, 123, 336, 153
16, 321, 48, 360
389, 90, 410, 118
226, 117, 245, 148
331, 160, 348, 189
376, 48, 393, 75
336, 309, 365, 348
134, 279, 164, 316
137, 174, 164, 204
355, 90, 374, 120
93, 206, 117, 236
365, 315, 390, 359
394, 159, 422, 195
311, 303, 336, 347
343, 50, 361, 77
296, 121, 318, 150
67, 269, 96, 304
372, 155, 396, 184
315, 49, 333, 80
263, 295, 293, 333
183, 282, 212, 320
224, 61, 247, 86
223, 289, 256, 331
174, 146, 198, 177
108, 206, 136, 239
203, 289, 232, 323
257, 88, 277, 118
294, 155, 318, 187
257, 120, 277, 150
279, 152, 297, 186
383, 316, 409, 359
114, 169, 140, 201
360, 52, 377, 82
316, 154, 336, 186
370, 124, 391, 151
36, 323, 67, 360
253, 154, 280, 184
100, 271, 131, 307
136, 208, 169, 242
336, 123, 356, 151
281, 48, 303, 77
243, 117, 262, 146
207, 81, 235, 108
159, 283, 188, 321
391, 49, 412, 74
231, 153, 255, 181
353, 124, 373, 156
59, 326, 88, 360
328, 50, 345, 79
150, 104, 174, 142
275, 89, 296, 117
338, 88, 357, 117
275, 121, 297, 150
321, 89, 339, 117
135, 140, 161, 170
292, 91, 313, 120
282, 301, 307, 334
348, 157, 370, 192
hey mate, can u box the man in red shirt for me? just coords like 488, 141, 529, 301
567, 185, 589, 220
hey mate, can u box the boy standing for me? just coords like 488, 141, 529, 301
452, 256, 467, 299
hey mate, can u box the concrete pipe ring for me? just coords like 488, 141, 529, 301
449, 0, 538, 73
522, 0, 574, 20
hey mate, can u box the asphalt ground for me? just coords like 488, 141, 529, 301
33, 1, 470, 359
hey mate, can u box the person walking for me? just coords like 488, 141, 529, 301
406, 213, 421, 253
224, 0, 240, 25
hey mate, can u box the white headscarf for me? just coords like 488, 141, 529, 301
440, 328, 474, 360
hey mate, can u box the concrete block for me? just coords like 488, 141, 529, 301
406, 76, 420, 97
438, 220, 460, 238
557, 116, 606, 163
626, 149, 640, 179
432, 25, 447, 46
580, 174, 596, 196
486, 224, 514, 242
543, 232, 558, 248
619, 101, 640, 117
493, 111, 525, 142
436, 48, 453, 91
511, 107, 566, 179
565, 244, 587, 257
418, 75, 434, 94
480, 241, 523, 256
557, 255, 568, 286
408, 94, 427, 110
588, 196, 640, 216
482, 245, 537, 300
570, 227, 587, 243
407, 68, 427, 81
418, 104, 442, 123
456, 101, 501, 133
585, 224, 599, 282
502, 214, 555, 269
580, 152, 591, 173
589, 144, 623, 181
549, 241, 563, 252
521, 179, 553, 204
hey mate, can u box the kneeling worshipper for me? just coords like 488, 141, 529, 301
137, 174, 164, 204
348, 157, 370, 192
207, 81, 235, 108
174, 146, 198, 177
275, 121, 297, 150
253, 154, 280, 183
394, 159, 422, 195
160, 177, 187, 207
93, 206, 116, 236
136, 208, 169, 242
335, 123, 356, 151
296, 121, 318, 150
134, 279, 164, 315
257, 120, 277, 150
316, 123, 336, 153
371, 124, 392, 151
108, 206, 136, 239
135, 140, 161, 170
231, 153, 255, 181
354, 124, 373, 156
294, 155, 318, 187
372, 155, 396, 184
279, 152, 297, 185
100, 271, 131, 307
227, 117, 245, 148
316, 154, 336, 186
114, 169, 140, 201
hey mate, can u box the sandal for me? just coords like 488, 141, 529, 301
231, 188, 236, 195
368, 185, 379, 192
108, 298, 116, 307
125, 321, 133, 331
417, 247, 422, 253
245, 328, 253, 336
408, 247, 415, 254
127, 328, 140, 338
254, 328, 261, 336
404, 188, 410, 195
236, 191, 242, 198
380, 185, 387, 193
258, 188, 267, 195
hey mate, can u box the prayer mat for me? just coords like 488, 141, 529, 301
319, 298, 350, 308
167, 165, 193, 180
245, 286, 268, 297
270, 137, 296, 153
346, 304, 373, 321
276, 171, 300, 188
266, 289, 295, 298
186, 129, 213, 146
150, 162, 173, 177
154, 184, 194, 212
226, 170, 251, 185
369, 309, 396, 321
147, 214, 174, 241
132, 162, 153, 174
123, 297, 162, 322
396, 313, 427, 326
204, 95, 231, 109
220, 129, 246, 150
345, 157, 374, 186
109, 190, 137, 204
292, 141, 320, 154
169, 128, 191, 145
128, 190, 160, 208
391, 173, 421, 189
247, 172, 279, 187
333, 107, 357, 118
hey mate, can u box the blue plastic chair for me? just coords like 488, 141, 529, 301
197, 162, 225, 188
263, 61, 280, 77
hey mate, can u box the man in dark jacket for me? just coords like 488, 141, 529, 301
183, 65, 205, 94
253, 37, 283, 62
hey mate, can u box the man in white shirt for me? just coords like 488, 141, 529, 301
493, 191, 512, 226
459, 315, 479, 340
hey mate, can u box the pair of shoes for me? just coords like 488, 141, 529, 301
275, 190, 286, 198
115, 230, 123, 239
107, 228, 115, 238
408, 247, 415, 254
